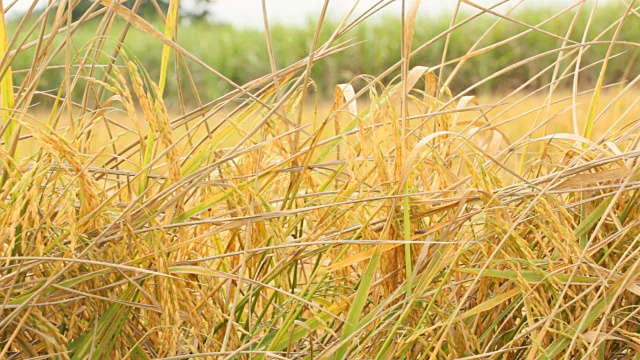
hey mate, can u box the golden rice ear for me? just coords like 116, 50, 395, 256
403, 0, 421, 57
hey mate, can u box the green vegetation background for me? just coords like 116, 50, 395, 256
10, 4, 640, 107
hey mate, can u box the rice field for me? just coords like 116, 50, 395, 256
2, 1, 640, 359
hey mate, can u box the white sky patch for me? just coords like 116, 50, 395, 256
210, 0, 574, 28
3, 0, 593, 27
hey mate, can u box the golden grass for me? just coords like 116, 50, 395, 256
3, 1, 640, 359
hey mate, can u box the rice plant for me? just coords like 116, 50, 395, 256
2, 0, 640, 359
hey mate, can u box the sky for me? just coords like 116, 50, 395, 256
5, 0, 582, 28
209, 0, 571, 28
